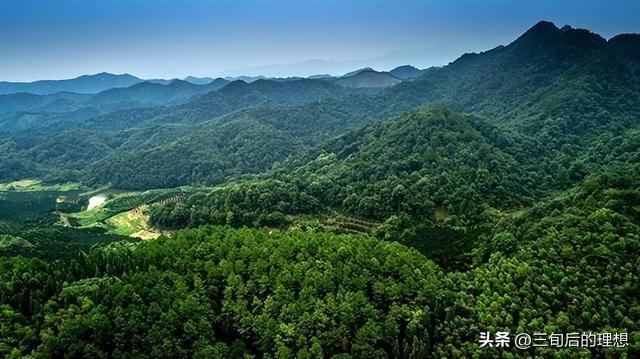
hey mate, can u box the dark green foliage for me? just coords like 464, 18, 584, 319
149, 107, 535, 224
81, 93, 390, 189
0, 226, 133, 259
1, 80, 376, 187
0, 139, 36, 181
0, 189, 133, 259
149, 179, 318, 228
2, 173, 638, 357
0, 189, 83, 235
85, 115, 299, 189
283, 107, 535, 218
434, 170, 640, 357
0, 226, 442, 358
146, 107, 537, 271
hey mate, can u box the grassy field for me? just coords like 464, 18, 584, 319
105, 209, 146, 235
104, 205, 162, 239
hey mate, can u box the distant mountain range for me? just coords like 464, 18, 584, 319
0, 73, 142, 95
0, 73, 234, 96
87, 78, 230, 107
0, 78, 231, 116
328, 66, 425, 88
0, 65, 426, 96
184, 76, 215, 85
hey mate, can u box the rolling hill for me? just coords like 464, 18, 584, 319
389, 65, 424, 79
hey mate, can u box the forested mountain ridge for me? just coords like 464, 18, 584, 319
384, 21, 640, 127
277, 107, 534, 218
143, 22, 640, 279
144, 106, 535, 268
141, 21, 640, 226
2, 77, 364, 135
3, 22, 638, 191
0, 78, 371, 183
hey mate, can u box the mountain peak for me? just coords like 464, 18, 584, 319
218, 80, 250, 93
91, 72, 136, 79
560, 24, 573, 32
609, 33, 640, 44
335, 70, 401, 88
392, 65, 418, 71
390, 65, 424, 80
507, 20, 607, 56
529, 20, 559, 33
516, 20, 560, 41
504, 21, 561, 52
608, 33, 640, 76
341, 67, 374, 78
184, 76, 215, 85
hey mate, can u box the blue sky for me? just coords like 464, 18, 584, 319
1, 0, 639, 81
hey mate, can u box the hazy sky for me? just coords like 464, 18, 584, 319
1, 0, 639, 81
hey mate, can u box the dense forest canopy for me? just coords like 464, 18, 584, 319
1, 21, 639, 357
